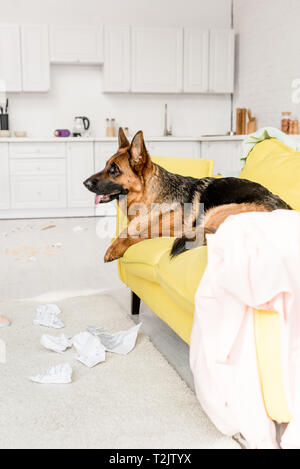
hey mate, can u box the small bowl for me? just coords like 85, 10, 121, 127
14, 131, 27, 138
0, 130, 11, 138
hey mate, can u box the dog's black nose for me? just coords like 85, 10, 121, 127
84, 178, 93, 189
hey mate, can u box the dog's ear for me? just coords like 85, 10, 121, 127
118, 127, 130, 149
129, 131, 149, 174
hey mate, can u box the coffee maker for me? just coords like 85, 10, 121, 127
72, 116, 90, 137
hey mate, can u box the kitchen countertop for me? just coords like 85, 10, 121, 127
0, 135, 247, 143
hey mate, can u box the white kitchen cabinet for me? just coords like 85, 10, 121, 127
21, 25, 50, 92
95, 142, 118, 216
147, 141, 200, 159
11, 174, 66, 209
10, 158, 66, 176
209, 30, 235, 93
67, 142, 94, 208
131, 27, 183, 93
0, 144, 10, 209
201, 140, 243, 177
103, 26, 130, 92
0, 24, 22, 92
50, 25, 104, 64
183, 29, 209, 93
9, 142, 65, 159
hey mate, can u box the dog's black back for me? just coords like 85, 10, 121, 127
170, 176, 291, 257
197, 177, 291, 211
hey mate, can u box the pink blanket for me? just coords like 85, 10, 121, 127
190, 210, 300, 449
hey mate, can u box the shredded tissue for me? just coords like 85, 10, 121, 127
41, 334, 72, 353
72, 331, 106, 368
30, 363, 73, 384
86, 323, 142, 355
33, 304, 64, 329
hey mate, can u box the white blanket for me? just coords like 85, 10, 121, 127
190, 210, 300, 449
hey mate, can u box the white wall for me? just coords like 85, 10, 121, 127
0, 0, 233, 138
233, 0, 300, 129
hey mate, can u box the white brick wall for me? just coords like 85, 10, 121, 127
233, 0, 300, 129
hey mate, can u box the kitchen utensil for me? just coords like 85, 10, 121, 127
247, 109, 257, 134
236, 108, 242, 135
14, 131, 27, 138
0, 113, 9, 131
247, 118, 257, 134
0, 130, 11, 138
72, 116, 90, 137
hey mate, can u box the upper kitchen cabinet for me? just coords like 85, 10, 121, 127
131, 27, 183, 93
21, 25, 50, 92
183, 29, 209, 93
0, 24, 50, 92
0, 25, 22, 92
50, 25, 104, 64
103, 26, 130, 92
209, 29, 235, 93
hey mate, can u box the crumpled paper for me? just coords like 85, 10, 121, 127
86, 323, 142, 355
30, 363, 72, 384
41, 334, 72, 353
72, 332, 106, 368
33, 304, 64, 329
72, 226, 86, 233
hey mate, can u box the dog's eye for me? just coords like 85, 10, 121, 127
108, 163, 121, 176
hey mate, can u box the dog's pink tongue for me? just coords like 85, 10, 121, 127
95, 195, 102, 205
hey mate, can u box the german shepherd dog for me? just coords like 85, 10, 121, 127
84, 128, 291, 262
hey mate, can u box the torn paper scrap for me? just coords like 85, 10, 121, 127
72, 332, 106, 368
34, 304, 64, 329
72, 226, 86, 233
37, 304, 61, 316
51, 242, 62, 248
86, 323, 142, 355
30, 363, 72, 384
41, 334, 72, 353
41, 224, 56, 231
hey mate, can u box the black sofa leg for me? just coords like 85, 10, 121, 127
131, 291, 141, 315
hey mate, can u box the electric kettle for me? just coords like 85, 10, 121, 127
73, 116, 90, 137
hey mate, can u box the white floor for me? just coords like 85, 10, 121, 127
0, 216, 194, 389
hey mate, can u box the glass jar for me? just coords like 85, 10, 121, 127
281, 112, 292, 133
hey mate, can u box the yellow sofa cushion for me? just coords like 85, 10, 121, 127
239, 138, 300, 210
156, 246, 207, 314
254, 309, 292, 424
151, 156, 214, 178
119, 238, 174, 283
120, 237, 207, 315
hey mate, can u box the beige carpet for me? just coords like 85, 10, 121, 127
0, 293, 239, 449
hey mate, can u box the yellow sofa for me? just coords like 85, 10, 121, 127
117, 138, 300, 423
117, 156, 213, 344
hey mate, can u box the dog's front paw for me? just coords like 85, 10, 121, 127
104, 245, 119, 263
